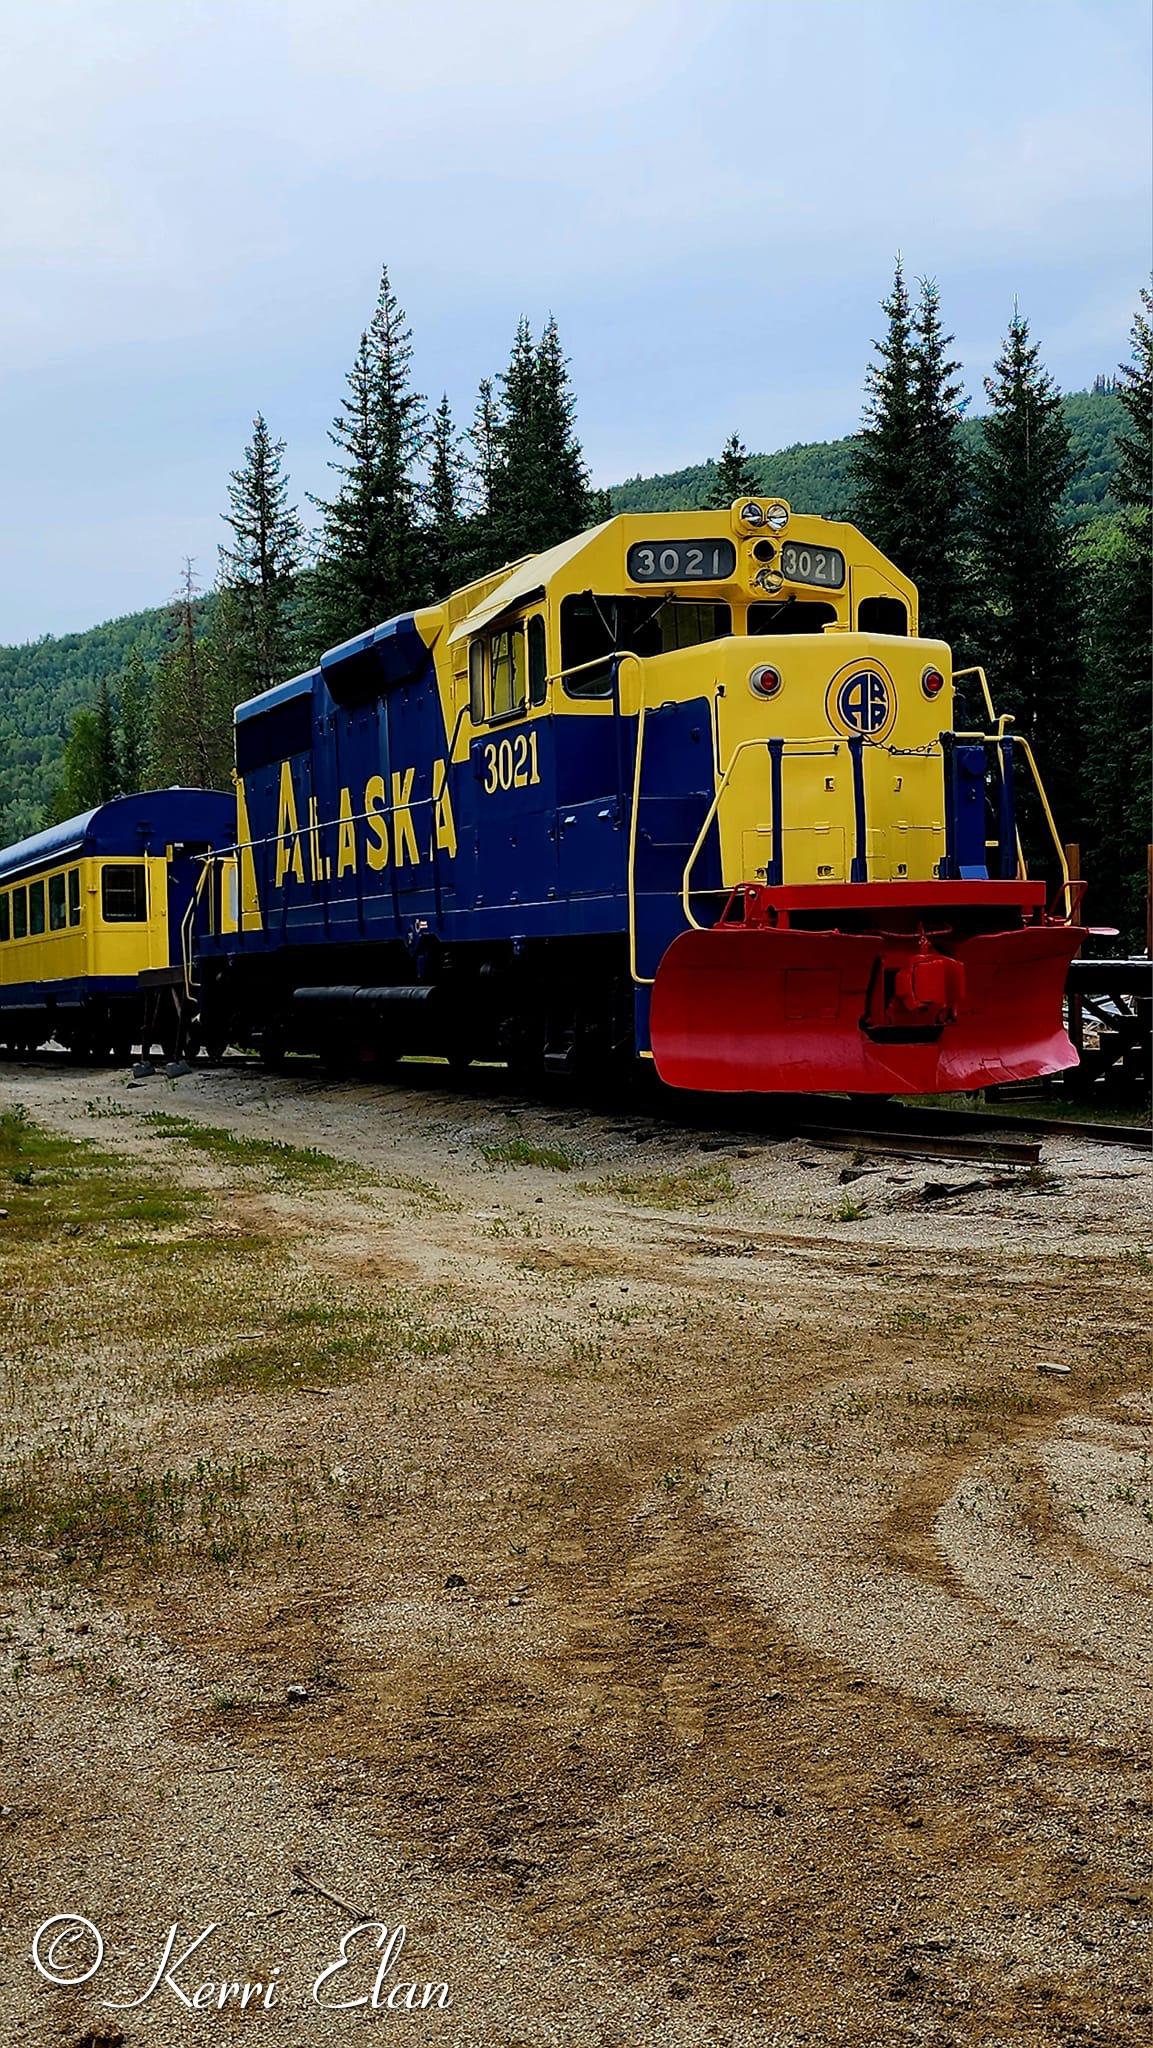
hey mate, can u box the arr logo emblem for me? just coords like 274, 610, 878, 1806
826, 662, 896, 741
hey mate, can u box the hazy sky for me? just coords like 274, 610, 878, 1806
1, 0, 1149, 642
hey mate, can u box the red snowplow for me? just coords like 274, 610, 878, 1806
649, 881, 1085, 1096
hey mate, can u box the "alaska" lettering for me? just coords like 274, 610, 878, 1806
270, 762, 456, 889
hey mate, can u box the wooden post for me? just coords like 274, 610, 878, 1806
1065, 842, 1083, 1056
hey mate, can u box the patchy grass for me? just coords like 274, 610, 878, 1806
179, 1288, 470, 1396
480, 1136, 582, 1171
0, 1103, 197, 1241
585, 1163, 735, 1209
140, 1113, 373, 1189
0, 1450, 316, 1572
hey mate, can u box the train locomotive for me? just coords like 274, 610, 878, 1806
188, 498, 1085, 1095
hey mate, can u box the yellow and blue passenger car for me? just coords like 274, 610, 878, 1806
193, 500, 1083, 1094
0, 790, 234, 1059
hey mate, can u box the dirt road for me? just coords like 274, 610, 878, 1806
1, 1057, 1150, 2047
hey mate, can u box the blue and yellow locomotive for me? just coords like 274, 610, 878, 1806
193, 500, 1084, 1095
0, 790, 234, 1060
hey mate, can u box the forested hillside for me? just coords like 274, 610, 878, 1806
0, 604, 211, 840
0, 386, 1128, 842
610, 388, 1124, 521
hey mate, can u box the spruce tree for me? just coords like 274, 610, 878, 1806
424, 395, 467, 598
849, 257, 918, 571
909, 278, 970, 645
533, 315, 597, 544
218, 412, 304, 695
850, 261, 970, 641
1115, 285, 1152, 525
314, 267, 427, 643
707, 431, 760, 507
1077, 287, 1152, 935
152, 564, 233, 790
461, 377, 501, 579
49, 712, 103, 822
971, 310, 1081, 828
49, 694, 117, 821
489, 318, 542, 564
487, 315, 599, 568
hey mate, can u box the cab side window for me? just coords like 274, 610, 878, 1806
48, 873, 67, 930
857, 596, 908, 635
469, 639, 485, 724
528, 615, 547, 706
490, 624, 526, 719
101, 864, 147, 922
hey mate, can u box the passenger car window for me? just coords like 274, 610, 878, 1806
101, 864, 147, 923
12, 887, 27, 939
67, 869, 81, 926
48, 873, 67, 930
29, 880, 45, 935
0, 893, 8, 942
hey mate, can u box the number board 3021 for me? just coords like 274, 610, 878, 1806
778, 540, 845, 589
626, 539, 737, 583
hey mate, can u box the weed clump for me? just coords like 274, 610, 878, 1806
587, 1164, 735, 1209
480, 1136, 582, 1171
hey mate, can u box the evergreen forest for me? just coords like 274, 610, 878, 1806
0, 267, 1147, 938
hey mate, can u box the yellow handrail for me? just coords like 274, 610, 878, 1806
181, 860, 211, 1001
679, 738, 773, 933
1011, 734, 1072, 914
953, 664, 997, 726
679, 735, 842, 931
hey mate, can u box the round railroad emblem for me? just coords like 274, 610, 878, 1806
826, 662, 896, 741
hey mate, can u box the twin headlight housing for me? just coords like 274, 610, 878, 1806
737, 499, 790, 534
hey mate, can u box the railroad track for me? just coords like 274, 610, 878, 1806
741, 1094, 1152, 1161
781, 1123, 1043, 1168
6, 1044, 1150, 1165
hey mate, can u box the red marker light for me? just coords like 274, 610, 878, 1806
750, 664, 783, 698
921, 666, 946, 698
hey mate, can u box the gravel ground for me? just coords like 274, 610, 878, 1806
0, 1056, 1149, 2048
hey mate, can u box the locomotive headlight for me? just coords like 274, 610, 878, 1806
749, 663, 783, 698
921, 665, 946, 698
739, 500, 765, 526
755, 567, 784, 593
764, 502, 789, 531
